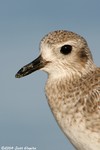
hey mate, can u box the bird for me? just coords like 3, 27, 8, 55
15, 30, 100, 150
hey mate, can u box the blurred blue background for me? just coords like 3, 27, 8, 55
0, 0, 100, 150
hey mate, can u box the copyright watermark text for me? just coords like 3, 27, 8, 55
1, 146, 37, 150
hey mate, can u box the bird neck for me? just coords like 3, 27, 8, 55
45, 63, 97, 115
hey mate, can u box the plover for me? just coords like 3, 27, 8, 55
15, 30, 100, 150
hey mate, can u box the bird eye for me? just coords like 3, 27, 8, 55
60, 45, 72, 55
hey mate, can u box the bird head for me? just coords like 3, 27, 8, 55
15, 30, 94, 79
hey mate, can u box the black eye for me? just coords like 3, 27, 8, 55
60, 45, 72, 55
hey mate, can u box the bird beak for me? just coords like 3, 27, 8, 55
15, 55, 46, 78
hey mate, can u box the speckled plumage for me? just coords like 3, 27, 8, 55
16, 30, 100, 150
